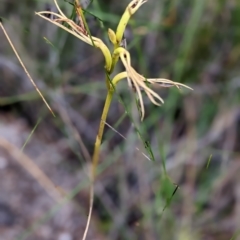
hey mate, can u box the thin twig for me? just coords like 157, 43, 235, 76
82, 181, 94, 240
0, 22, 55, 117
103, 120, 151, 161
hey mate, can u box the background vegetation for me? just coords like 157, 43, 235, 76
0, 0, 240, 239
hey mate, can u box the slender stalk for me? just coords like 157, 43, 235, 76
91, 88, 114, 177
82, 87, 114, 240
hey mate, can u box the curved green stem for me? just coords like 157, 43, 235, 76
91, 88, 114, 178
83, 83, 114, 240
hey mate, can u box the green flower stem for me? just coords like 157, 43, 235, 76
91, 87, 114, 178
83, 87, 113, 240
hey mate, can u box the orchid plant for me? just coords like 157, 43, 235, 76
36, 0, 192, 238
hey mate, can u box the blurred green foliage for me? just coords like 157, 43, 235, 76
1, 0, 240, 239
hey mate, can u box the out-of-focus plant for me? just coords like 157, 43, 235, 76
36, 0, 192, 238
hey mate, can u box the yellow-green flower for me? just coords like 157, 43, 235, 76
36, 0, 192, 121
35, 0, 112, 71
112, 47, 192, 120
